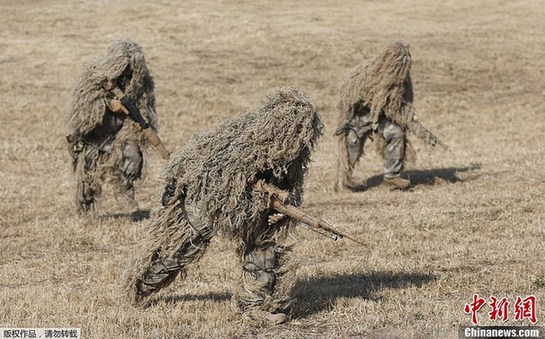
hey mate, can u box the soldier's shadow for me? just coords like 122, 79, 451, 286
96, 209, 151, 221
293, 271, 436, 318
148, 291, 232, 306
143, 271, 435, 316
365, 164, 481, 189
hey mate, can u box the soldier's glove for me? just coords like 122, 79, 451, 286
107, 99, 124, 113
268, 213, 286, 225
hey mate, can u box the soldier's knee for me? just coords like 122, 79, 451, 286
346, 130, 363, 166
120, 141, 143, 182
243, 246, 276, 288
383, 124, 405, 143
235, 246, 277, 310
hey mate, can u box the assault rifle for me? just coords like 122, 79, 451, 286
105, 81, 171, 160
255, 180, 365, 246
401, 105, 449, 150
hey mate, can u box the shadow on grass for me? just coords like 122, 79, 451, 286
147, 291, 232, 307
293, 270, 437, 318
96, 209, 151, 222
365, 164, 481, 189
143, 271, 436, 319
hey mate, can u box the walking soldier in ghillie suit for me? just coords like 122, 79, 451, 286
123, 87, 323, 324
65, 39, 158, 215
335, 41, 446, 191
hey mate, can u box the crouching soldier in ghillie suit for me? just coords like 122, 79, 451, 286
65, 39, 158, 215
335, 41, 446, 191
123, 87, 323, 324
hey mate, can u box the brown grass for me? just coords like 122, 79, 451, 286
1, 0, 544, 338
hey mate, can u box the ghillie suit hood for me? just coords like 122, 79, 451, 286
337, 41, 447, 148
65, 38, 157, 140
163, 86, 322, 242
337, 41, 413, 130
124, 87, 323, 307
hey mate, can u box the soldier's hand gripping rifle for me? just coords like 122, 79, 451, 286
105, 81, 171, 160
255, 180, 365, 246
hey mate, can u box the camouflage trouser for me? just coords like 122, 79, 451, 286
118, 141, 144, 196
135, 227, 214, 299
73, 142, 104, 213
134, 199, 214, 299
345, 116, 406, 178
233, 241, 294, 315
133, 199, 294, 315
378, 120, 405, 178
69, 137, 143, 214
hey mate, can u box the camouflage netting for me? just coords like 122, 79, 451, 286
335, 42, 417, 189
337, 41, 413, 129
123, 87, 323, 313
66, 38, 157, 136
65, 38, 157, 213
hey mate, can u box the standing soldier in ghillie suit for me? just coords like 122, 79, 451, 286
65, 39, 158, 215
335, 41, 446, 191
123, 87, 323, 324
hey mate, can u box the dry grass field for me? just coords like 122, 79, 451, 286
1, 0, 544, 338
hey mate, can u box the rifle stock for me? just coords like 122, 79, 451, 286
142, 128, 171, 160
256, 180, 365, 246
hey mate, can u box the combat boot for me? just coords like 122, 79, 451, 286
383, 176, 411, 190
245, 309, 288, 325
264, 312, 288, 325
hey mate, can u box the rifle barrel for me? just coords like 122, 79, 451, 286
269, 196, 365, 246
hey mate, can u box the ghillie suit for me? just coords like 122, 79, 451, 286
123, 87, 323, 324
65, 39, 158, 214
335, 41, 445, 191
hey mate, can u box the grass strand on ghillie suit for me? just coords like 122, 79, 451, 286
65, 38, 157, 214
335, 41, 443, 190
123, 87, 323, 321
337, 41, 413, 128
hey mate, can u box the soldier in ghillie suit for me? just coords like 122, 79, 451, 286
65, 38, 158, 215
123, 87, 323, 324
335, 41, 445, 191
